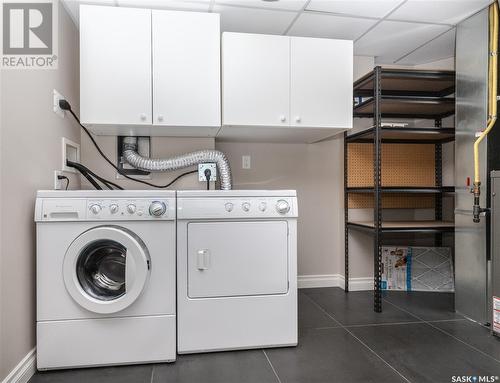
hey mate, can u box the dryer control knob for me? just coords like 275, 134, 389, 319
109, 204, 119, 214
242, 202, 251, 212
90, 204, 101, 215
127, 204, 136, 214
149, 201, 166, 217
276, 200, 290, 214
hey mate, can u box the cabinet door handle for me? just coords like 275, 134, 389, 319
295, 116, 301, 123
280, 115, 286, 122
140, 113, 147, 121
157, 115, 164, 122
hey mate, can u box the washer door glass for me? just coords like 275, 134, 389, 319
76, 239, 127, 301
64, 226, 150, 314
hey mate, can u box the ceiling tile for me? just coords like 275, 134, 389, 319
306, 0, 403, 18
215, 0, 307, 11
288, 13, 377, 40
355, 20, 450, 63
212, 4, 297, 34
388, 0, 492, 25
117, 0, 210, 11
397, 28, 455, 65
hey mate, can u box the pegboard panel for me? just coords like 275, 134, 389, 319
348, 193, 436, 209
347, 143, 436, 187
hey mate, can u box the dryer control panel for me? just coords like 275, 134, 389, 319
177, 196, 298, 220
37, 198, 175, 221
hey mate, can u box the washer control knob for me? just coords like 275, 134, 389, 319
276, 200, 290, 214
127, 204, 136, 214
242, 202, 251, 212
90, 204, 101, 215
259, 202, 267, 212
149, 201, 166, 217
225, 202, 234, 212
109, 204, 119, 214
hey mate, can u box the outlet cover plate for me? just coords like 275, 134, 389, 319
54, 170, 63, 190
198, 163, 217, 181
53, 90, 66, 118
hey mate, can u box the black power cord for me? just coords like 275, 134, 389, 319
58, 175, 70, 190
204, 168, 211, 191
66, 160, 123, 190
59, 99, 197, 189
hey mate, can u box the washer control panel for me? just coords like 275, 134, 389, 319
177, 197, 297, 219
86, 199, 172, 220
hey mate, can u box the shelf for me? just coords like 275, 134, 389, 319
346, 126, 455, 144
347, 220, 455, 234
347, 186, 455, 194
353, 96, 455, 119
353, 69, 455, 98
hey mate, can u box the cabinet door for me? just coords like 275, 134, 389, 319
80, 5, 152, 126
290, 37, 353, 129
152, 11, 220, 128
222, 33, 290, 127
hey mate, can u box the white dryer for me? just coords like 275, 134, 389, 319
35, 190, 176, 370
176, 190, 298, 353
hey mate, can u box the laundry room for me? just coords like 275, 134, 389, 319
1, 0, 500, 382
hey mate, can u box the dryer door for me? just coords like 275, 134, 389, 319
63, 225, 150, 314
187, 221, 289, 298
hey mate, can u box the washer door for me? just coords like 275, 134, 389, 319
63, 226, 150, 314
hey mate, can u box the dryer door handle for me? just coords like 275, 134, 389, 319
196, 249, 211, 270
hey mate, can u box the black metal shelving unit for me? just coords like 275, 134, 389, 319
344, 67, 456, 313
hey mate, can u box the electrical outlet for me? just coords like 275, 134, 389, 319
242, 155, 251, 169
198, 163, 217, 182
54, 170, 63, 190
53, 90, 66, 118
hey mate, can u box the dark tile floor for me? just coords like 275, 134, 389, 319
30, 288, 500, 383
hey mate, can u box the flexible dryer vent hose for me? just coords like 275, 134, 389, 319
122, 137, 233, 190
472, 1, 498, 223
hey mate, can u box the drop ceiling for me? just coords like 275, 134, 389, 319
62, 0, 493, 65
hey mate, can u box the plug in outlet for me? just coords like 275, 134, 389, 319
53, 90, 66, 118
54, 170, 63, 190
198, 163, 217, 182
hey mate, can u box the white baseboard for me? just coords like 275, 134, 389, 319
340, 276, 374, 291
298, 274, 342, 288
2, 348, 36, 383
298, 274, 373, 291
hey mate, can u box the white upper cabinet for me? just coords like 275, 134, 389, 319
290, 37, 353, 129
80, 5, 221, 136
152, 11, 220, 130
220, 32, 353, 143
80, 5, 152, 127
222, 33, 290, 127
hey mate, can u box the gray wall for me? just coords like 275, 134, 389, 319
0, 3, 81, 380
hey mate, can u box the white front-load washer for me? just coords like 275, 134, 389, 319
35, 190, 176, 370
176, 190, 298, 353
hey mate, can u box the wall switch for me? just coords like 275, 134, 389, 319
242, 155, 251, 169
53, 90, 66, 118
198, 163, 217, 181
54, 170, 63, 190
